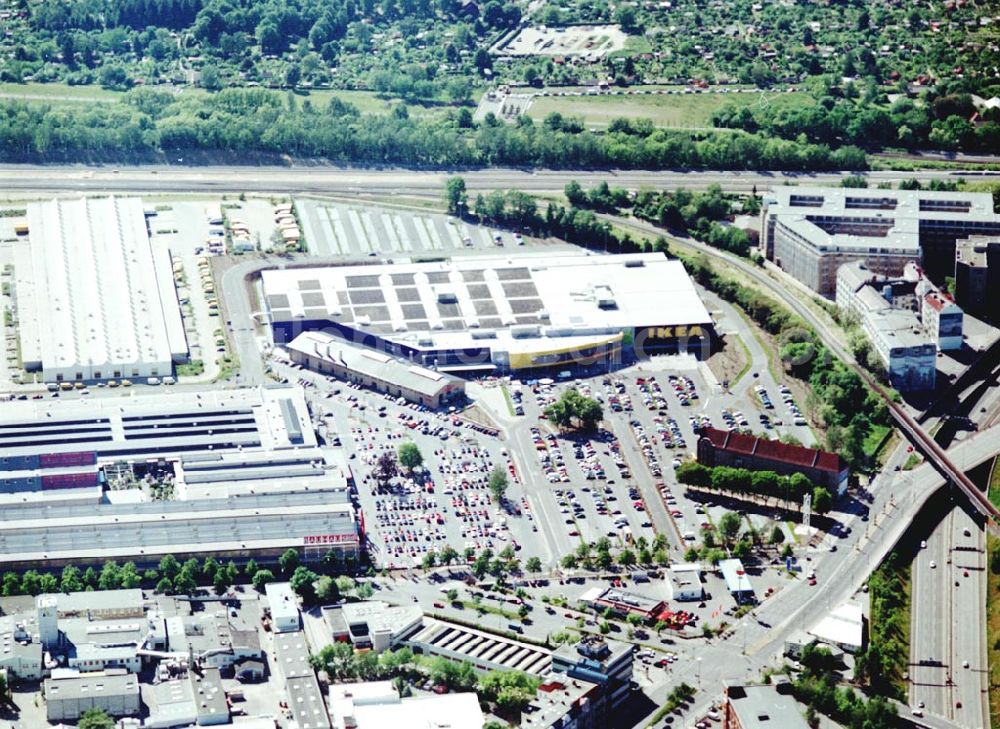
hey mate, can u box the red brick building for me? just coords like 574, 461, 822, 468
696, 427, 849, 497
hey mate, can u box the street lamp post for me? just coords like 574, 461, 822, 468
696, 656, 703, 687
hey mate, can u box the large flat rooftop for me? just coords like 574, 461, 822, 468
0, 491, 357, 566
764, 187, 1000, 253
263, 252, 712, 353
0, 385, 315, 461
17, 197, 187, 378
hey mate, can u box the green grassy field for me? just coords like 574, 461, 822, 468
988, 533, 1000, 728
0, 81, 471, 118
0, 81, 124, 103
527, 89, 813, 128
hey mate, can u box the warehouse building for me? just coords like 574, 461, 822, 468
760, 188, 1000, 296
287, 331, 466, 408
263, 253, 713, 374
16, 197, 188, 383
954, 237, 1000, 325
173, 448, 351, 500
44, 669, 140, 722
0, 490, 359, 569
0, 385, 314, 468
273, 631, 331, 729
696, 427, 849, 496
328, 682, 484, 729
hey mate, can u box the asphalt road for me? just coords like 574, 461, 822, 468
910, 504, 987, 728
0, 164, 994, 197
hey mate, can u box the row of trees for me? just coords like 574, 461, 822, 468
558, 534, 671, 572
853, 554, 910, 700
675, 463, 833, 514
564, 180, 754, 257
0, 89, 870, 171
0, 547, 359, 599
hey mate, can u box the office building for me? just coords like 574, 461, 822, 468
287, 331, 466, 408
954, 237, 1000, 324
760, 187, 1000, 296
551, 636, 633, 712
323, 601, 423, 652
263, 253, 714, 373
328, 681, 484, 729
723, 683, 810, 729
836, 262, 942, 390
521, 674, 605, 729
921, 289, 963, 351
44, 670, 140, 722
16, 197, 188, 382
696, 427, 849, 496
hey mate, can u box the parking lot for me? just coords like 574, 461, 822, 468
295, 200, 550, 258
267, 357, 544, 569
499, 355, 812, 561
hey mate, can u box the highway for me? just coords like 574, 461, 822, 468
0, 164, 994, 197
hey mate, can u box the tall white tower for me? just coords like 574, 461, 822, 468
37, 595, 59, 649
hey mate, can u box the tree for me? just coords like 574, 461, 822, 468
376, 451, 398, 484
544, 390, 603, 431
159, 554, 180, 581
173, 566, 197, 594
445, 176, 468, 216
316, 575, 340, 603
525, 556, 542, 573
618, 549, 637, 567
252, 569, 276, 591
812, 487, 833, 515
719, 512, 743, 546
279, 548, 300, 574
199, 64, 223, 91
60, 565, 84, 593
560, 554, 578, 570
488, 467, 509, 504
397, 442, 423, 473
290, 566, 319, 603
78, 708, 115, 729
770, 525, 786, 545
